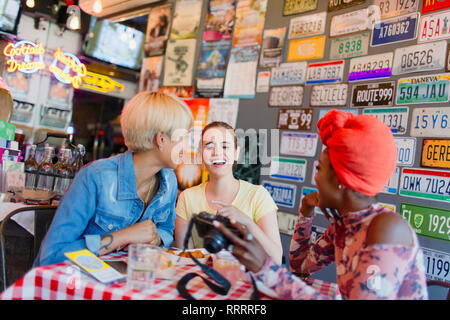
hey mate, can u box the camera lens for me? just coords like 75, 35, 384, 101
203, 229, 227, 253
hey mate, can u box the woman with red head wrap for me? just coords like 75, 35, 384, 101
213, 110, 428, 300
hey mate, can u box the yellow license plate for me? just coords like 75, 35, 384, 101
287, 36, 325, 62
421, 139, 450, 169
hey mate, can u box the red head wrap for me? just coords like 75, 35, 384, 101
316, 109, 397, 197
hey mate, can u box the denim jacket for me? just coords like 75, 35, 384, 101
34, 151, 178, 266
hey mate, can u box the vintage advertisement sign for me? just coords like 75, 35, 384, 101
329, 32, 370, 60
330, 8, 371, 37
203, 0, 236, 41
277, 108, 313, 130
418, 9, 450, 43
422, 247, 450, 283
421, 139, 450, 169
306, 60, 344, 84
381, 167, 400, 194
288, 11, 326, 39
348, 52, 393, 82
280, 132, 318, 157
163, 39, 196, 86
374, 0, 419, 19
396, 73, 450, 105
351, 81, 395, 107
410, 107, 450, 137
271, 62, 307, 86
400, 203, 450, 242
283, 0, 318, 16
328, 0, 365, 12
256, 71, 270, 92
170, 0, 203, 39
232, 0, 268, 47
263, 180, 297, 208
270, 157, 307, 182
422, 0, 450, 14
286, 36, 326, 62
260, 28, 286, 68
371, 13, 419, 47
394, 137, 416, 166
399, 168, 450, 203
269, 86, 304, 107
393, 41, 448, 75
362, 107, 408, 135
310, 83, 348, 106
206, 98, 239, 128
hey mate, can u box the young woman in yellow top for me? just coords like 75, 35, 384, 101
175, 121, 283, 264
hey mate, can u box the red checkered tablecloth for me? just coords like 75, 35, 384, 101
0, 252, 341, 300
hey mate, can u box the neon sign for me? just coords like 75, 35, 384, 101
81, 71, 125, 93
49, 48, 87, 89
3, 40, 45, 73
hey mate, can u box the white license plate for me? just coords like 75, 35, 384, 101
270, 157, 307, 182
306, 60, 344, 84
422, 247, 450, 283
269, 86, 304, 107
263, 180, 297, 208
310, 83, 348, 106
271, 62, 307, 85
330, 8, 371, 37
348, 52, 393, 82
394, 137, 416, 166
277, 211, 298, 235
399, 168, 450, 203
393, 41, 448, 75
362, 107, 409, 134
288, 11, 326, 39
329, 32, 370, 60
280, 132, 318, 157
418, 9, 450, 43
373, 0, 420, 19
381, 167, 400, 195
410, 107, 450, 137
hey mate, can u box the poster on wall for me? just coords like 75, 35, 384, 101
256, 71, 270, 92
139, 56, 163, 92
183, 98, 210, 154
203, 0, 237, 41
170, 0, 203, 39
207, 98, 239, 127
232, 0, 268, 47
163, 39, 197, 87
259, 27, 286, 68
144, 4, 172, 57
223, 44, 260, 98
158, 86, 194, 98
196, 40, 232, 98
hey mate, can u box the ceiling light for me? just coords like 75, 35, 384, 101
93, 0, 102, 14
26, 0, 35, 8
66, 5, 81, 30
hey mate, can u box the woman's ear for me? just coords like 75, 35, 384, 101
154, 131, 165, 151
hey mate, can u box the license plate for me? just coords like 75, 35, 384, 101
310, 225, 327, 243
394, 137, 416, 166
351, 81, 395, 107
288, 11, 326, 39
300, 186, 322, 216
418, 9, 450, 43
396, 73, 450, 104
329, 32, 370, 60
270, 157, 307, 182
410, 107, 450, 137
271, 62, 307, 85
381, 167, 400, 194
306, 60, 345, 84
277, 211, 298, 235
283, 0, 318, 16
287, 36, 326, 61
379, 202, 397, 212
269, 86, 304, 107
330, 8, 371, 37
319, 108, 359, 120
310, 83, 348, 106
371, 13, 419, 47
263, 180, 297, 208
400, 203, 450, 242
393, 41, 447, 75
328, 0, 365, 12
362, 107, 409, 134
422, 139, 450, 169
422, 0, 450, 14
348, 52, 393, 82
280, 131, 318, 157
277, 108, 313, 130
422, 248, 450, 283
399, 168, 450, 203
373, 0, 419, 19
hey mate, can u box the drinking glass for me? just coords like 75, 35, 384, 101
212, 250, 242, 287
127, 244, 161, 291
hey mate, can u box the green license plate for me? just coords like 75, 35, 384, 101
396, 74, 450, 104
400, 203, 450, 242
329, 32, 370, 60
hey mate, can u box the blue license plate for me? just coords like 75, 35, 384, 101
371, 13, 419, 47
262, 180, 296, 208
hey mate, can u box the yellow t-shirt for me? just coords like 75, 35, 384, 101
176, 180, 278, 248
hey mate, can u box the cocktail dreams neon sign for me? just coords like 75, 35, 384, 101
3, 40, 45, 73
49, 48, 87, 89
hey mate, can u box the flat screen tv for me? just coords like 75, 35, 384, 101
83, 17, 144, 70
0, 0, 21, 35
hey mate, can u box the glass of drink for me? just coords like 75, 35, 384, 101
212, 250, 242, 287
127, 244, 162, 291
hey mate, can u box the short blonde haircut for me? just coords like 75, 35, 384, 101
120, 92, 193, 152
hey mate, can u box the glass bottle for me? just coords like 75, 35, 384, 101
35, 146, 55, 192
24, 144, 39, 189
53, 148, 74, 196
72, 144, 85, 174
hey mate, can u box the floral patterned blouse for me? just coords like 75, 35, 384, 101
253, 204, 428, 300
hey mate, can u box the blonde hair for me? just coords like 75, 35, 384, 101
120, 92, 193, 152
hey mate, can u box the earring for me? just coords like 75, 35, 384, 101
338, 184, 343, 189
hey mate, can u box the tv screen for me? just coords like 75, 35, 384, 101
83, 17, 144, 70
0, 0, 21, 35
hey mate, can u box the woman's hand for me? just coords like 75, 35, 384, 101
212, 200, 253, 227
212, 219, 269, 273
299, 192, 320, 218
120, 219, 160, 246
